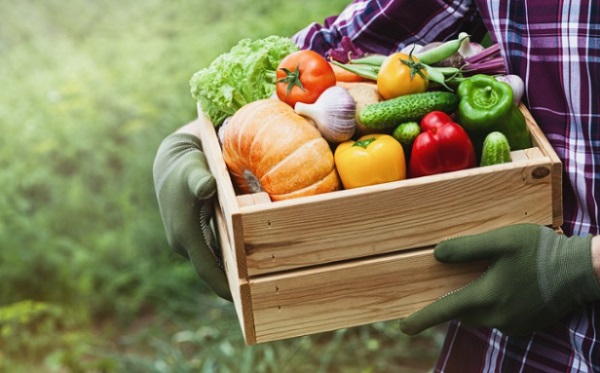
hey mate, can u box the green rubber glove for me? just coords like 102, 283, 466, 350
399, 224, 600, 336
153, 132, 232, 301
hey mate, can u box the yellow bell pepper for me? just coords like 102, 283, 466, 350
334, 134, 406, 189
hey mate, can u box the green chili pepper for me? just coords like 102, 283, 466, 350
456, 74, 532, 156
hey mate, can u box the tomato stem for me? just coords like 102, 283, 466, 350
400, 47, 428, 81
277, 63, 305, 96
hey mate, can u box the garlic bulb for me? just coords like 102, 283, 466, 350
294, 86, 356, 143
495, 74, 525, 104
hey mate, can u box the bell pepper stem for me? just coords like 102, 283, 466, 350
353, 137, 376, 148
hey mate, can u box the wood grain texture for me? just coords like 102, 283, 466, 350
520, 103, 563, 227
197, 109, 256, 342
239, 156, 554, 275
248, 248, 487, 343
213, 204, 255, 343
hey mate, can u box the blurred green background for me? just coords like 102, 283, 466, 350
0, 1, 445, 372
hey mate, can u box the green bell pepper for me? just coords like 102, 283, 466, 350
456, 74, 532, 156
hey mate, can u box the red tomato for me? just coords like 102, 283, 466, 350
276, 50, 336, 107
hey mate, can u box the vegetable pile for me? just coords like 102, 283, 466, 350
190, 34, 533, 200
190, 36, 299, 126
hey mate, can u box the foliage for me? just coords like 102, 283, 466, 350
0, 0, 444, 372
108, 309, 447, 373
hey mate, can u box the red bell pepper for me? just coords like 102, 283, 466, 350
409, 111, 476, 178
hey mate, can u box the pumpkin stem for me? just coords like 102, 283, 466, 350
243, 169, 263, 193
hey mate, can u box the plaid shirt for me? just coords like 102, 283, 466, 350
294, 1, 600, 371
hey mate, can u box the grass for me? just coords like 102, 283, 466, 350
0, 1, 445, 371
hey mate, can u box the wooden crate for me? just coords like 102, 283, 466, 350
196, 103, 562, 345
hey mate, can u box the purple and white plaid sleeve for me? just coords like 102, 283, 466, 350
292, 0, 486, 56
436, 0, 600, 371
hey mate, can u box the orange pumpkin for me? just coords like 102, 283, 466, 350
222, 99, 340, 201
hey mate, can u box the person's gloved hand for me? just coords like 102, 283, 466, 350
399, 224, 600, 336
153, 131, 232, 301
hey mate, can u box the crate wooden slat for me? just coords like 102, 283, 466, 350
248, 249, 486, 343
196, 102, 562, 345
239, 157, 553, 276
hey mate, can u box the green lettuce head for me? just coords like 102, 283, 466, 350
190, 35, 299, 126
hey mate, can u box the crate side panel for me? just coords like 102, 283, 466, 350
249, 248, 486, 344
214, 204, 256, 344
196, 111, 248, 279
242, 160, 554, 276
521, 103, 563, 226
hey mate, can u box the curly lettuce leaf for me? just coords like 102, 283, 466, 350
190, 36, 299, 126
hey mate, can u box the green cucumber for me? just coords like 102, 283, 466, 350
392, 121, 420, 157
480, 131, 512, 166
358, 91, 459, 129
